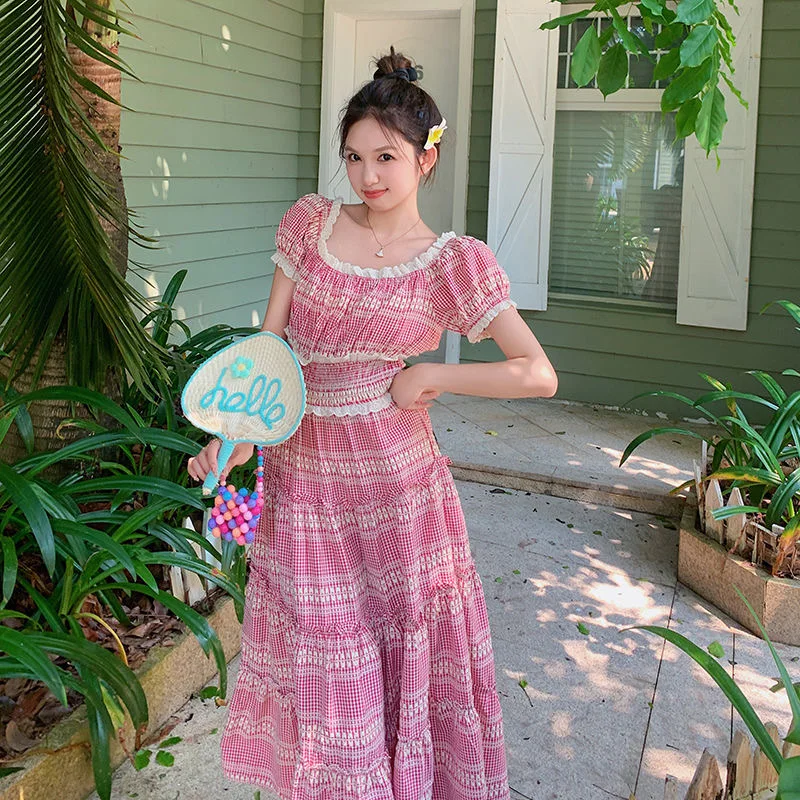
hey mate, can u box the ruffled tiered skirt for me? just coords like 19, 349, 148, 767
221, 398, 510, 799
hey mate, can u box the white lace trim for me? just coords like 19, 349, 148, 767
466, 299, 518, 343
317, 197, 457, 279
305, 393, 395, 417
271, 250, 299, 282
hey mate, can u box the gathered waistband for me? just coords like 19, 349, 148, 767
302, 360, 405, 417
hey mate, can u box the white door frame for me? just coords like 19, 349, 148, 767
319, 0, 475, 364
319, 0, 475, 237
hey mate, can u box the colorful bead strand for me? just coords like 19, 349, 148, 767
207, 447, 265, 546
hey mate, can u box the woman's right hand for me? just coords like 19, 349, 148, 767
187, 440, 255, 485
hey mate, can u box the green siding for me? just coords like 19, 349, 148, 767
119, 0, 305, 330
462, 0, 800, 417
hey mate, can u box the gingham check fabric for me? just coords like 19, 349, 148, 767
221, 194, 514, 799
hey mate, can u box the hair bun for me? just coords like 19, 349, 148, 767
372, 46, 418, 82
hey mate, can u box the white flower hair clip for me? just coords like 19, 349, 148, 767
424, 118, 447, 150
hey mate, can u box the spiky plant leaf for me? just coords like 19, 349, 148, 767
0, 0, 168, 394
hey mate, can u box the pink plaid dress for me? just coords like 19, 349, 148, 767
221, 193, 516, 800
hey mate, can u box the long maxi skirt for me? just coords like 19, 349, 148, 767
220, 393, 511, 800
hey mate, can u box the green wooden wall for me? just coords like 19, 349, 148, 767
118, 0, 306, 331
462, 0, 800, 416
120, 0, 797, 417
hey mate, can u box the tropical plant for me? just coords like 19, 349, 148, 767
541, 0, 746, 155
0, 0, 167, 392
620, 300, 800, 569
121, 269, 259, 488
634, 587, 800, 798
0, 386, 246, 798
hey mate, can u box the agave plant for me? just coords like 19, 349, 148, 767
0, 386, 246, 798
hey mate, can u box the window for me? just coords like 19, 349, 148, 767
487, 0, 759, 330
549, 15, 684, 306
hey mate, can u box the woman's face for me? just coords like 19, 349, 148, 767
343, 116, 434, 210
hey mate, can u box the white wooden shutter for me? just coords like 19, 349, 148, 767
676, 0, 763, 331
487, 0, 558, 310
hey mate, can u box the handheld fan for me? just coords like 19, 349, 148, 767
181, 331, 306, 543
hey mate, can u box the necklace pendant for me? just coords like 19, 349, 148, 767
375, 248, 384, 257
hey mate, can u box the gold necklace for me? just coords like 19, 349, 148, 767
365, 208, 421, 258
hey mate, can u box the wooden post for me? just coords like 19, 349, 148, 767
685, 749, 723, 800
783, 739, 800, 759
752, 722, 780, 794
662, 774, 680, 800
705, 479, 725, 544
725, 729, 754, 799
694, 459, 706, 531
724, 487, 746, 554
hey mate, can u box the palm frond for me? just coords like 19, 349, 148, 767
0, 0, 168, 394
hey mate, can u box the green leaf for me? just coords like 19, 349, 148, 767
680, 24, 719, 67
620, 426, 706, 466
26, 632, 148, 730
733, 587, 800, 747
706, 466, 781, 486
160, 736, 182, 748
540, 8, 593, 30
0, 536, 18, 606
100, 683, 127, 732
661, 59, 715, 111
570, 25, 601, 87
577, 622, 590, 635
635, 624, 784, 770
94, 583, 228, 700
707, 641, 725, 658
721, 70, 748, 109
136, 552, 245, 606
675, 97, 702, 137
133, 749, 152, 771
696, 85, 728, 152
155, 750, 175, 767
640, 0, 668, 18
63, 476, 204, 511
654, 48, 681, 81
0, 629, 67, 706
610, 8, 649, 55
656, 22, 686, 49
0, 463, 55, 575
676, 0, 714, 24
199, 686, 220, 700
82, 670, 114, 800
597, 44, 629, 96
777, 755, 800, 799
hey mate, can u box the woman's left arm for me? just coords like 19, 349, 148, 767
390, 307, 558, 409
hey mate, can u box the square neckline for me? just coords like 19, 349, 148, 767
316, 196, 457, 279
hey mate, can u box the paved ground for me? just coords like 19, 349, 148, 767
88, 397, 797, 800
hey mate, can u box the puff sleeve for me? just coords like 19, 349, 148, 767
270, 193, 325, 281
430, 236, 518, 343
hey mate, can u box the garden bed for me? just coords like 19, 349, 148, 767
677, 493, 800, 646
0, 596, 241, 800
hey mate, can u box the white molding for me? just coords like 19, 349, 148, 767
319, 0, 475, 239
556, 88, 663, 111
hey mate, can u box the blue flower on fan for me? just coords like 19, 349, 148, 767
230, 356, 253, 379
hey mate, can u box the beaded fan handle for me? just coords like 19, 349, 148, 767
207, 447, 265, 546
